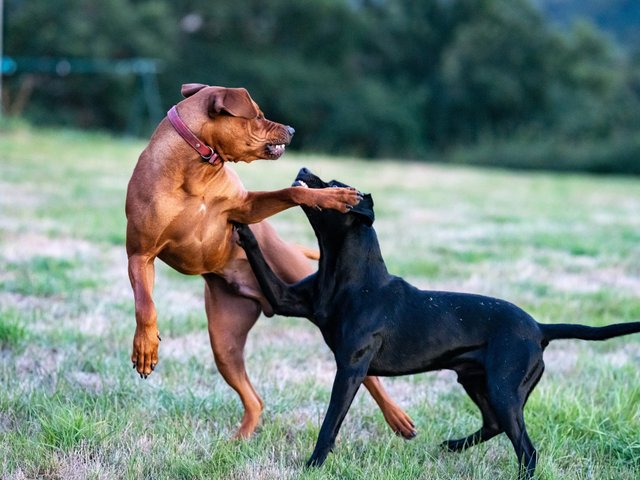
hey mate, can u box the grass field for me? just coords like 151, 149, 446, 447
1, 123, 639, 479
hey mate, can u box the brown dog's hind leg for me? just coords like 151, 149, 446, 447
363, 377, 417, 439
204, 274, 264, 439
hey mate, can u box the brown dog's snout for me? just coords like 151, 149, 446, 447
287, 126, 295, 137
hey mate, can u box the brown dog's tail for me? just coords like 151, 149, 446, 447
541, 321, 640, 342
295, 245, 320, 261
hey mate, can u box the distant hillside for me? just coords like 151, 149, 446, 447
534, 0, 640, 48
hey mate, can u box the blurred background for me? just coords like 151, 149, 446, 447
2, 0, 640, 174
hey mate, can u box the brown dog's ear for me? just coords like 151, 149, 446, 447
208, 88, 259, 119
181, 83, 208, 98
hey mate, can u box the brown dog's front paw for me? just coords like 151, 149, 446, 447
131, 326, 160, 378
313, 187, 362, 213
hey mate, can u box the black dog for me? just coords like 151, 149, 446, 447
234, 168, 640, 479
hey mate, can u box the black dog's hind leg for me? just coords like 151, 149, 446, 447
486, 342, 544, 480
442, 371, 502, 451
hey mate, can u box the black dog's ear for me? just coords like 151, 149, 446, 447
351, 193, 374, 226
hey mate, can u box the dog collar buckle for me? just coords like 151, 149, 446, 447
201, 146, 221, 165
167, 105, 222, 166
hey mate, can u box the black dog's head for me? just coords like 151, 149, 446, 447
292, 168, 374, 236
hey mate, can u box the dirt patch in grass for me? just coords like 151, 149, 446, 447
0, 411, 16, 433
549, 266, 640, 296
161, 331, 211, 361
54, 448, 119, 480
543, 345, 579, 374
229, 459, 298, 480
156, 288, 205, 321
12, 345, 65, 392
262, 355, 336, 389
65, 371, 105, 393
0, 182, 42, 210
2, 469, 29, 480
0, 233, 99, 263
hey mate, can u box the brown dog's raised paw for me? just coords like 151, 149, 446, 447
131, 325, 160, 378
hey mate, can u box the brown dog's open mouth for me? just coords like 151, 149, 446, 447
265, 143, 287, 159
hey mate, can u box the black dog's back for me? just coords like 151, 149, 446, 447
365, 280, 546, 376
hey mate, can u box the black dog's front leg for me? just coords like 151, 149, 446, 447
234, 222, 313, 318
307, 344, 377, 467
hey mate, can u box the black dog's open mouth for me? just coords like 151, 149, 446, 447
265, 143, 287, 159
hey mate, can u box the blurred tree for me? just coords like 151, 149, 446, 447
3, 0, 640, 171
438, 0, 556, 142
4, 0, 176, 129
549, 21, 640, 140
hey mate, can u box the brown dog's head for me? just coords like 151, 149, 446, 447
180, 83, 295, 163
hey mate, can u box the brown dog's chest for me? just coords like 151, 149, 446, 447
154, 195, 236, 275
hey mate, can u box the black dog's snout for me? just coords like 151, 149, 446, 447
287, 126, 296, 136
299, 167, 310, 175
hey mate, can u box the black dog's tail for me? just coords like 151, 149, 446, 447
541, 321, 640, 343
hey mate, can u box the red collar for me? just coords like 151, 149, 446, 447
167, 106, 222, 165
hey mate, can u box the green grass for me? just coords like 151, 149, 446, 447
0, 307, 28, 349
1, 123, 640, 479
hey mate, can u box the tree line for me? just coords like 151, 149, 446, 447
4, 0, 640, 173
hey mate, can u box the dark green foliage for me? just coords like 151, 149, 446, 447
445, 133, 640, 174
4, 0, 640, 172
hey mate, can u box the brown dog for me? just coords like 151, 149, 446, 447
125, 84, 416, 439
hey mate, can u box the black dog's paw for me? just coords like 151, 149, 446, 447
305, 447, 331, 468
232, 222, 258, 249
440, 439, 467, 453
305, 456, 324, 468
